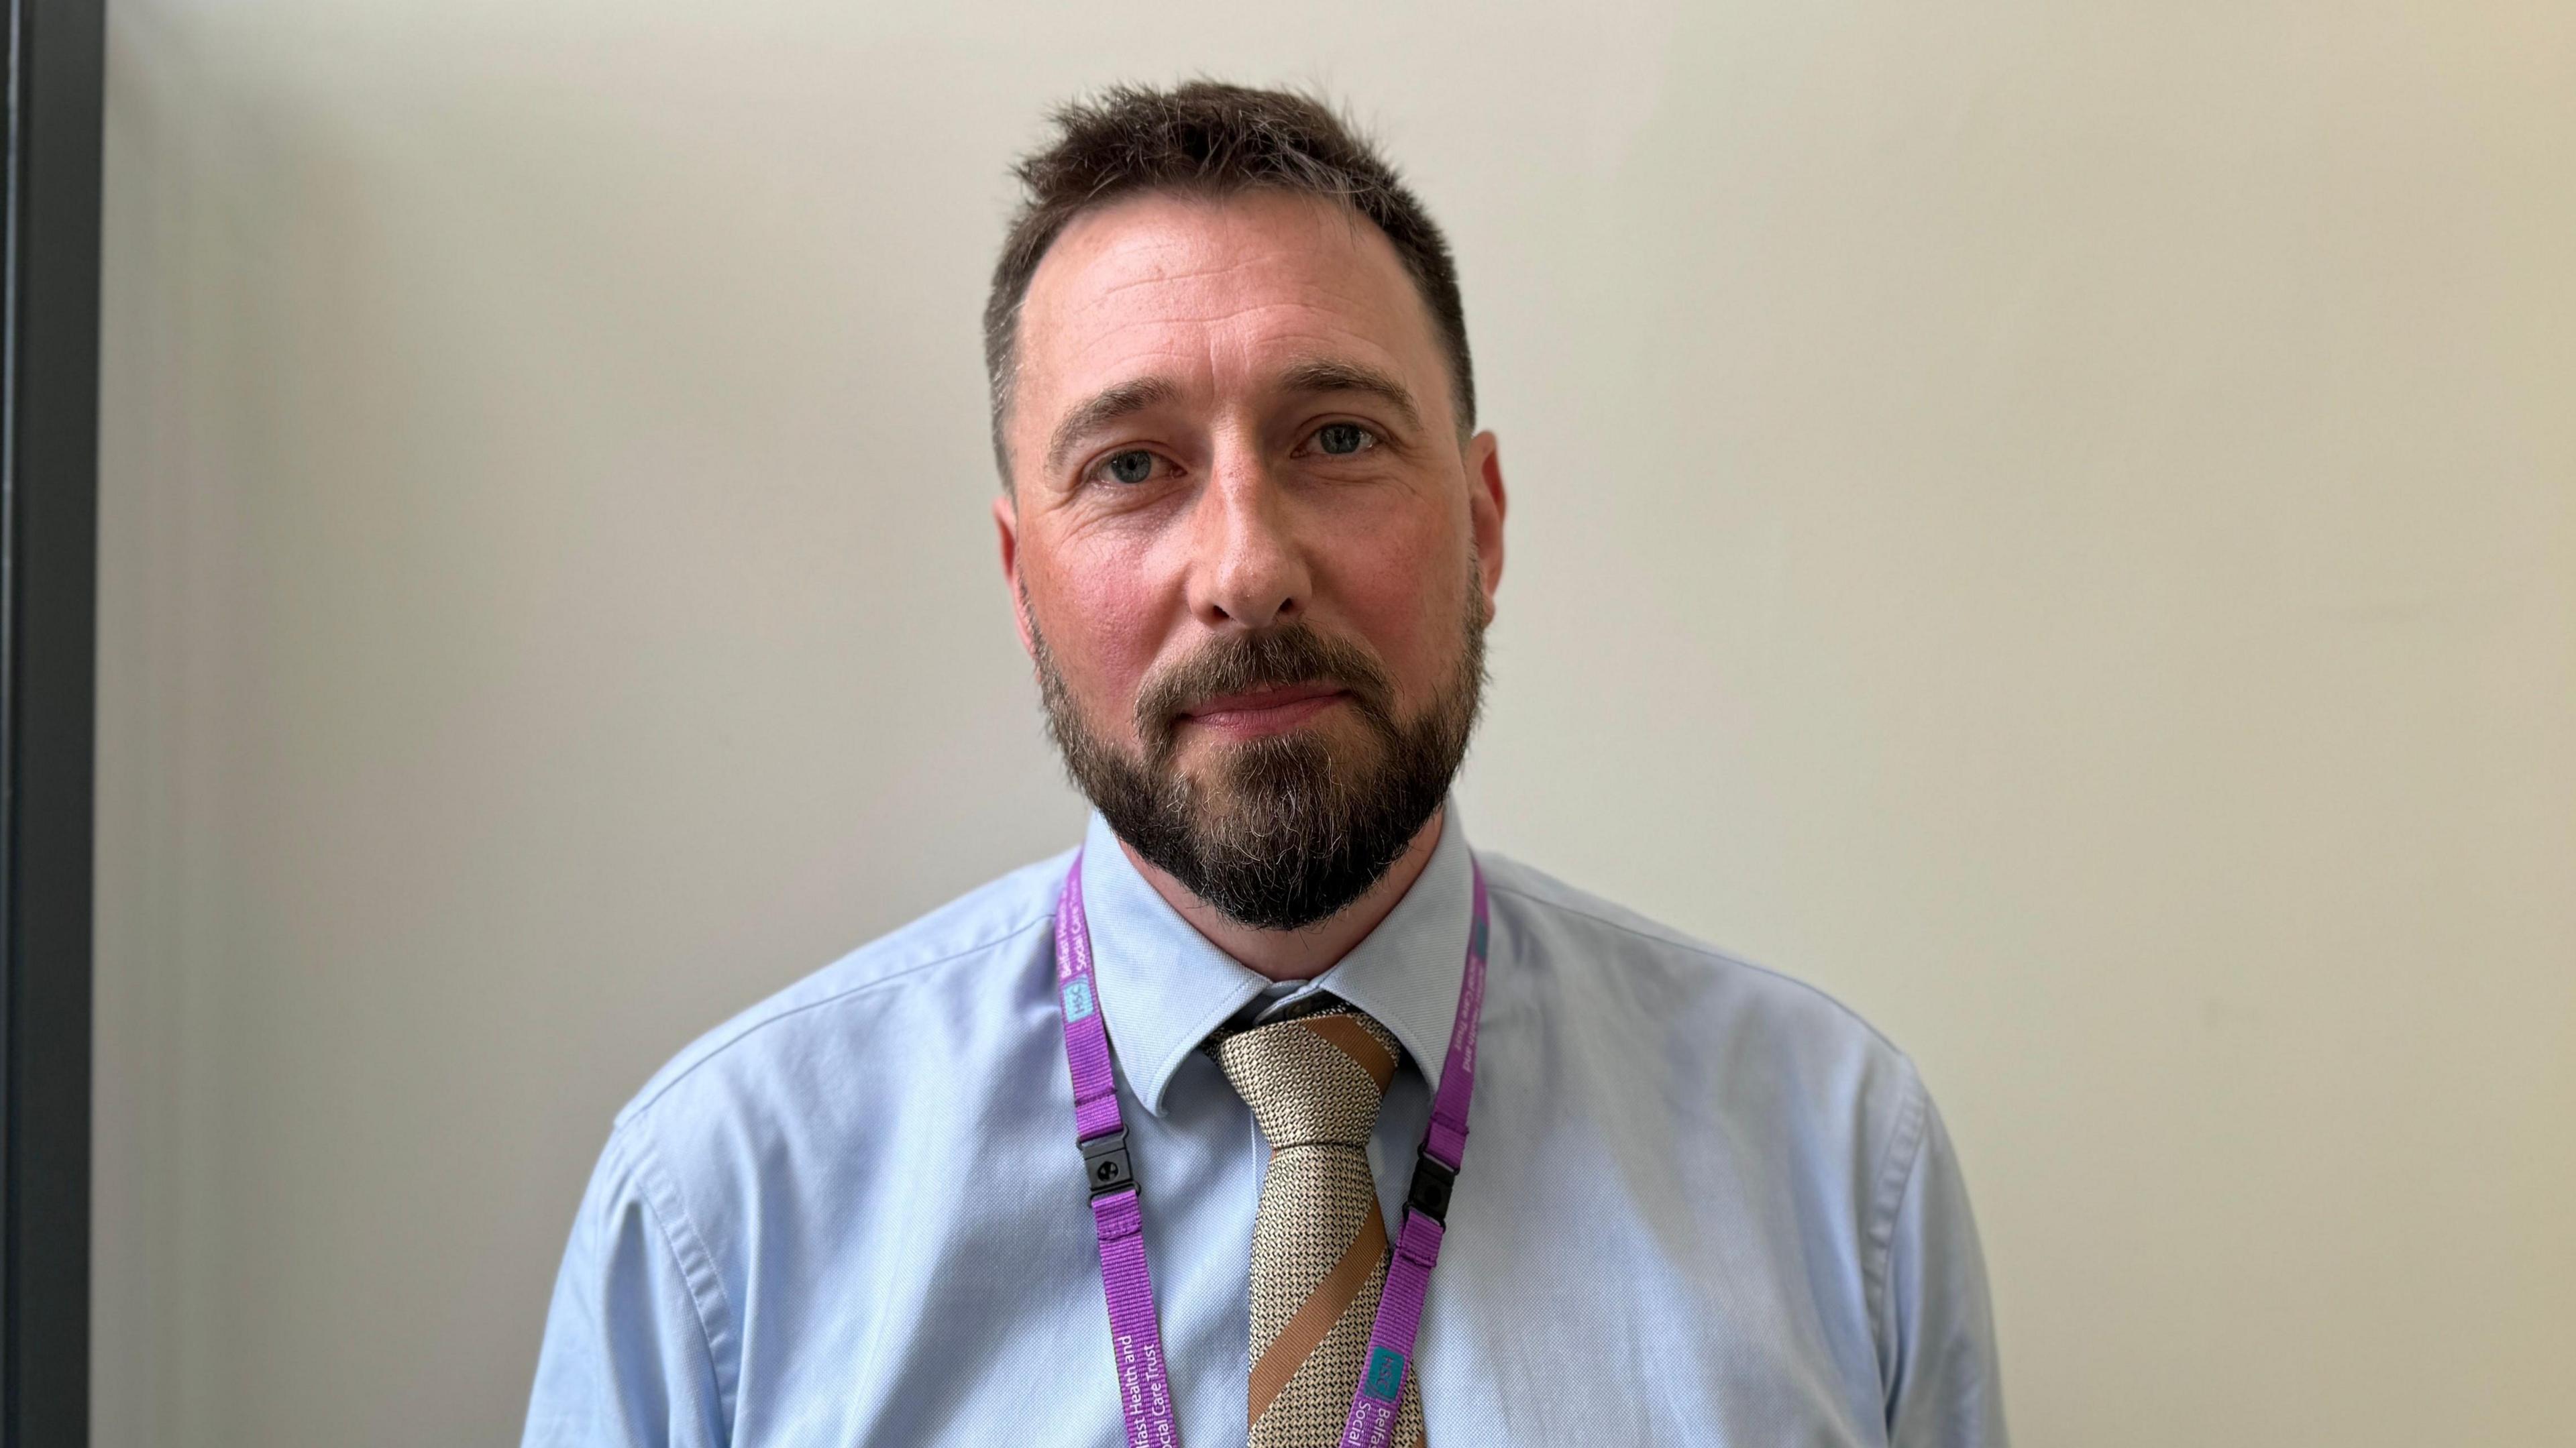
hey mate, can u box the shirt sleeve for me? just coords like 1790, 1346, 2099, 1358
1879, 1081, 2011, 1447
521, 1123, 733, 1448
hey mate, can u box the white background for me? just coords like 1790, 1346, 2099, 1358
95, 2, 2574, 1444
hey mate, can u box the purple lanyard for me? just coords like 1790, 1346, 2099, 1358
1053, 850, 1491, 1448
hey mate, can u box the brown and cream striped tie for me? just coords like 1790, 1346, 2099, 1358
1214, 1005, 1426, 1448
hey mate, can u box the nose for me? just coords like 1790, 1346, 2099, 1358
1186, 443, 1309, 631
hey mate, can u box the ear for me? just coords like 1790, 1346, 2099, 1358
1465, 430, 1507, 622
994, 492, 1036, 660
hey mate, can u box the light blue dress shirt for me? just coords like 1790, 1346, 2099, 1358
523, 805, 2008, 1445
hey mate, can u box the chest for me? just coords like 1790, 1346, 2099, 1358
717, 1066, 1890, 1447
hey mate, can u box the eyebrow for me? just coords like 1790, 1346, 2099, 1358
1277, 358, 1421, 433
1044, 376, 1181, 474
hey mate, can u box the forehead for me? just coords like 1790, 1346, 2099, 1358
1011, 189, 1451, 437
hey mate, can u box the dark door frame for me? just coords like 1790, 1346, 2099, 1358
3, 0, 103, 1443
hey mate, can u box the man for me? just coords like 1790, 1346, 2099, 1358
523, 82, 2007, 1447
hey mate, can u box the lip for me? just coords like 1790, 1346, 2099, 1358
1177, 683, 1349, 738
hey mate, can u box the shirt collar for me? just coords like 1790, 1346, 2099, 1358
1077, 800, 1476, 1117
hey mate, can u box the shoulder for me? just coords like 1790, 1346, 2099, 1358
535, 850, 1077, 1429
610, 847, 1072, 1134
1480, 851, 1904, 1049
1476, 849, 1928, 1150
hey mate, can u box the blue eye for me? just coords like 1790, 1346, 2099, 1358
1102, 449, 1158, 485
1314, 423, 1375, 456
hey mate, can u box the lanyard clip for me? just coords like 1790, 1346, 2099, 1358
1080, 1130, 1136, 1200
1405, 1150, 1457, 1223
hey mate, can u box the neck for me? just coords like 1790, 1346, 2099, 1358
1120, 806, 1447, 983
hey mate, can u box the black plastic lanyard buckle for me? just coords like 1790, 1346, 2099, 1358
1405, 1150, 1457, 1223
1080, 1129, 1136, 1199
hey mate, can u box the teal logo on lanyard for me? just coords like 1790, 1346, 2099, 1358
1061, 979, 1095, 1023
1362, 1347, 1406, 1401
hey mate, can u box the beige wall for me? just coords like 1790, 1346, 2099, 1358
94, 2, 2575, 1444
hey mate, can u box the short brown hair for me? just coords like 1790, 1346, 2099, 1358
982, 80, 1475, 482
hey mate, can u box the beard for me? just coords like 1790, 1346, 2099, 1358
1026, 571, 1487, 932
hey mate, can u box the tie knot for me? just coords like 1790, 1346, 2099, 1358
1214, 1006, 1401, 1150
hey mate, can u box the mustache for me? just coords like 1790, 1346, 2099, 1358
1134, 624, 1398, 754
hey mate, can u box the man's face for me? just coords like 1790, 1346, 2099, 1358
994, 188, 1507, 929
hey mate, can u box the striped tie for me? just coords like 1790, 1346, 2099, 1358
1214, 1005, 1426, 1448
